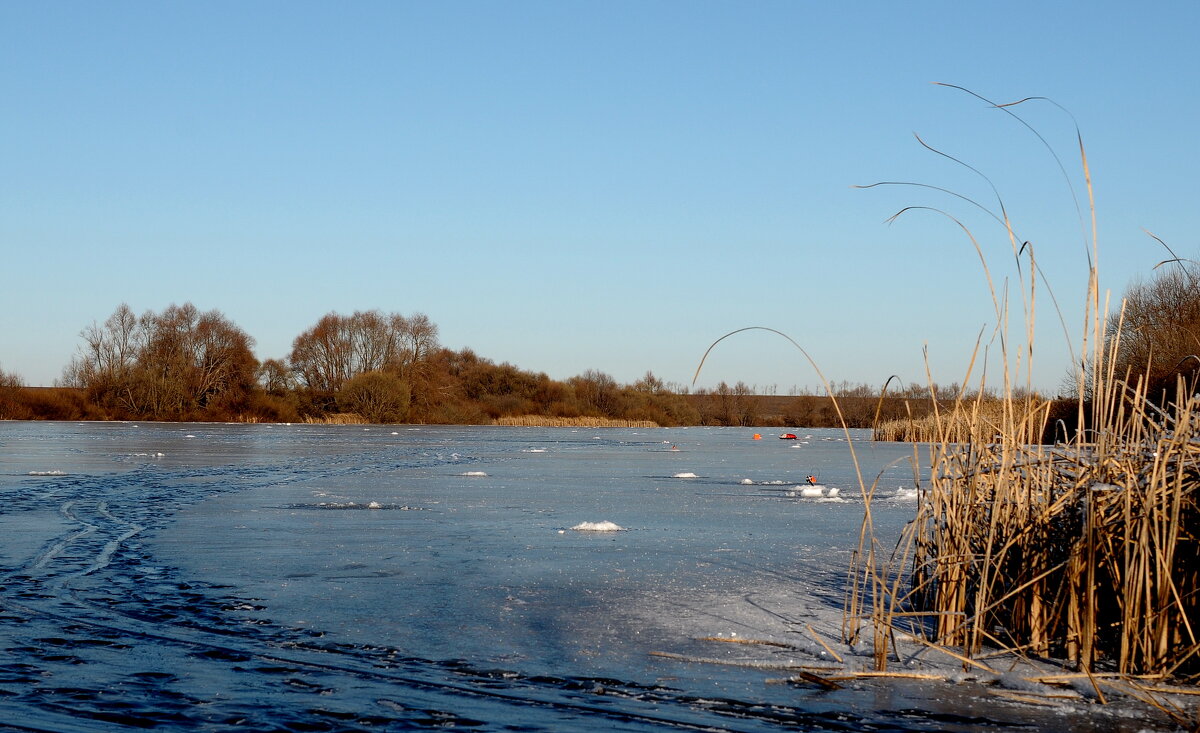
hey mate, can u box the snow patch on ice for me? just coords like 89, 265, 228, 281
571, 521, 625, 532
305, 502, 424, 511
788, 485, 847, 501
461, 471, 488, 477
28, 470, 66, 476
673, 472, 699, 479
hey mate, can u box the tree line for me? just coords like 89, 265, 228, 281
0, 302, 936, 427
3, 261, 1196, 427
1, 303, 707, 425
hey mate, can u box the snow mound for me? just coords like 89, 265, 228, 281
571, 521, 625, 532
673, 472, 699, 479
461, 471, 488, 477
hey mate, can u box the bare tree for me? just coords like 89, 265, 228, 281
258, 358, 295, 395
289, 310, 440, 393
62, 303, 141, 388
569, 369, 620, 415
64, 303, 257, 419
0, 365, 24, 420
633, 370, 667, 394
1105, 263, 1200, 400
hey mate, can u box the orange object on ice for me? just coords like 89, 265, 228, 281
752, 433, 762, 440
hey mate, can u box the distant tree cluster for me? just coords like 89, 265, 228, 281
60, 304, 258, 420
6, 303, 702, 425
0, 300, 1064, 428
1101, 262, 1200, 402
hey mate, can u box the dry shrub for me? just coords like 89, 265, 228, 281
337, 370, 410, 423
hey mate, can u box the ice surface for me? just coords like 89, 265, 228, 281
0, 421, 1182, 732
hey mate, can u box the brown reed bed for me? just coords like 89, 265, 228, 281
303, 412, 369, 425
492, 415, 660, 428
873, 377, 1200, 673
845, 374, 1200, 727
872, 396, 1055, 443
839, 88, 1200, 727
688, 87, 1200, 726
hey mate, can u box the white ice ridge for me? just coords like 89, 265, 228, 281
673, 472, 699, 478
461, 471, 488, 476
571, 521, 625, 531
28, 470, 66, 476
791, 484, 841, 499
894, 487, 919, 501
311, 501, 423, 511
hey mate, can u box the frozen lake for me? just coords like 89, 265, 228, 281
0, 422, 1177, 731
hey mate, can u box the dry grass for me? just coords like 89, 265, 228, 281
878, 379, 1200, 676
872, 396, 1054, 443
298, 413, 662, 428
303, 412, 369, 425
493, 415, 659, 428
840, 88, 1200, 727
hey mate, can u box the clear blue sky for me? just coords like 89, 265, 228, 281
3, 2, 1196, 394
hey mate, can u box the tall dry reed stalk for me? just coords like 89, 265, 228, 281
693, 328, 902, 669
848, 88, 1200, 702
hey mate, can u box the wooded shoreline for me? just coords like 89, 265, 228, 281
0, 385, 1078, 437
